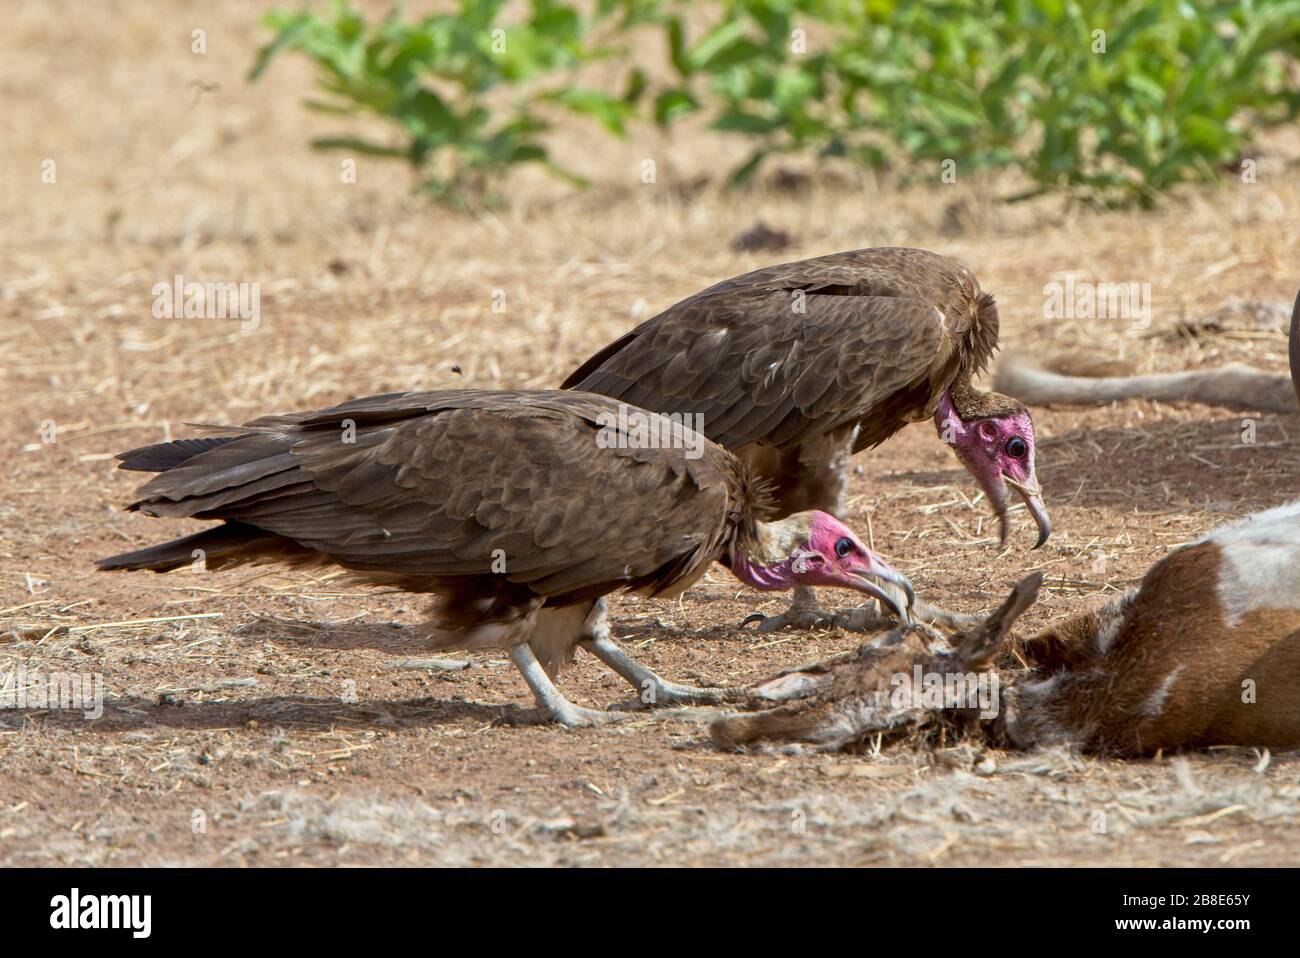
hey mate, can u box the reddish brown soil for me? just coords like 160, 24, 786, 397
2, 1, 1298, 866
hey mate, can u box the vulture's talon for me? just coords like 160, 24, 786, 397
612, 683, 746, 709
741, 608, 840, 633
653, 682, 746, 705
608, 697, 650, 713
546, 705, 631, 728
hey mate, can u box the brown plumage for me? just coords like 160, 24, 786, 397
102, 390, 749, 601
565, 247, 999, 476
99, 389, 914, 726
564, 246, 1048, 630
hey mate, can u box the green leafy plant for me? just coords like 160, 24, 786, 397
253, 0, 1300, 208
249, 0, 641, 204
645, 0, 1300, 205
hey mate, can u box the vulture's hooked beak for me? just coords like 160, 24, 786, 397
999, 474, 1051, 550
849, 567, 916, 624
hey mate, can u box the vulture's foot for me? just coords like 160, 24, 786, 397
741, 585, 860, 633
579, 634, 745, 707
825, 606, 900, 633
741, 605, 841, 633
535, 703, 631, 728
651, 681, 746, 706
609, 680, 745, 709
509, 641, 629, 729
826, 600, 980, 633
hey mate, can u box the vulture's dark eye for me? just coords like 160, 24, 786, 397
1005, 437, 1028, 458
834, 537, 854, 558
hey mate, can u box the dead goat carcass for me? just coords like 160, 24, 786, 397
1007, 502, 1300, 756
711, 575, 1042, 752
715, 518, 1300, 756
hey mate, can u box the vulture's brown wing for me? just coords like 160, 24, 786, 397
691, 246, 984, 313
127, 390, 743, 601
565, 286, 953, 451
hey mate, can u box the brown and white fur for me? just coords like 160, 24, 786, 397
1003, 502, 1300, 754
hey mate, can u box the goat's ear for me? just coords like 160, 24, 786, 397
1289, 287, 1299, 409
954, 573, 1044, 667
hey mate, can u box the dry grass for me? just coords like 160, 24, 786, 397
2, 0, 1299, 866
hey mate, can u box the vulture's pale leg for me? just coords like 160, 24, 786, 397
582, 636, 744, 706
507, 642, 626, 728
578, 599, 744, 706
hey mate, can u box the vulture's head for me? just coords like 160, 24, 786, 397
935, 388, 1051, 549
738, 511, 915, 620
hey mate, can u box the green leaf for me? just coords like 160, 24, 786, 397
309, 136, 408, 157
688, 20, 754, 70
247, 11, 313, 82
728, 148, 770, 186
622, 67, 647, 104
548, 88, 633, 136
667, 17, 691, 76
653, 88, 698, 126
711, 109, 781, 134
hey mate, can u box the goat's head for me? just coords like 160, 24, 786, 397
711, 575, 1044, 751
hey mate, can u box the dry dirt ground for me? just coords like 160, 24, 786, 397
2, 2, 1299, 866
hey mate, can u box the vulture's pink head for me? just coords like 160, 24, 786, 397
734, 510, 915, 621
934, 391, 1050, 549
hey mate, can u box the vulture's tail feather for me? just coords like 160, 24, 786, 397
560, 328, 640, 390
97, 521, 297, 572
117, 436, 237, 473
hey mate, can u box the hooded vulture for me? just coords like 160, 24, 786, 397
563, 246, 1050, 631
99, 390, 913, 727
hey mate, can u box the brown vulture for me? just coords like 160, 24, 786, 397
563, 246, 1050, 631
98, 390, 913, 727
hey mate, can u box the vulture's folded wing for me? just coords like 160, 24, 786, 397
565, 287, 952, 450
126, 390, 741, 600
